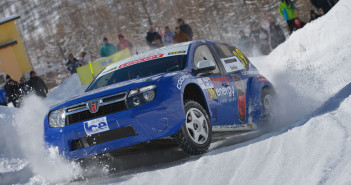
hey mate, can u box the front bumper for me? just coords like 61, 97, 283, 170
44, 95, 185, 160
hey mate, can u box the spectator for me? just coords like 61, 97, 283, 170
319, 8, 325, 16
269, 22, 286, 49
279, 0, 297, 34
28, 71, 48, 98
79, 52, 91, 65
100, 37, 117, 57
4, 75, 20, 107
116, 34, 133, 52
19, 76, 32, 96
146, 27, 162, 48
178, 18, 193, 40
66, 54, 81, 74
292, 17, 306, 31
173, 27, 190, 43
163, 26, 175, 46
250, 22, 270, 55
310, 0, 338, 14
310, 10, 320, 22
237, 30, 253, 56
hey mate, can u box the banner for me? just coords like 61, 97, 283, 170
77, 48, 131, 85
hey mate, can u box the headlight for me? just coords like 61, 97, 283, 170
127, 85, 156, 108
49, 109, 66, 128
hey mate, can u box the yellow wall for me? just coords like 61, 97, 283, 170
0, 19, 32, 79
0, 46, 22, 81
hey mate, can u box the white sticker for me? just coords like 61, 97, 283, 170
84, 117, 110, 136
197, 77, 214, 89
221, 56, 245, 73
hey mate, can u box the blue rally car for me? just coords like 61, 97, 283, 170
45, 40, 275, 159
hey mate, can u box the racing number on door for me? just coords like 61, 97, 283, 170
233, 48, 249, 69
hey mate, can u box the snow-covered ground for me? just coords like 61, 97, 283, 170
1, 0, 351, 184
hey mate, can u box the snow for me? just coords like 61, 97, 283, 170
1, 0, 351, 184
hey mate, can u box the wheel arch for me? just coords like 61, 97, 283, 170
182, 83, 210, 116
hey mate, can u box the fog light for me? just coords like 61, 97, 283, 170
133, 96, 140, 106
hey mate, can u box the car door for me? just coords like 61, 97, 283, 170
193, 44, 235, 125
211, 43, 250, 124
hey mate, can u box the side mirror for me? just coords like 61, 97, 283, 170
192, 60, 216, 75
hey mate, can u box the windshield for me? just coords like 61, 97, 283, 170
86, 55, 187, 91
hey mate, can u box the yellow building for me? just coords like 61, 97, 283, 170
0, 14, 32, 87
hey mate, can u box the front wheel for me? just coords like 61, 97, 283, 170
174, 100, 212, 155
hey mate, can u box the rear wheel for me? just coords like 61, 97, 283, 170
174, 100, 211, 155
261, 87, 276, 122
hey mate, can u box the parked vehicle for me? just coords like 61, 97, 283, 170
44, 40, 275, 159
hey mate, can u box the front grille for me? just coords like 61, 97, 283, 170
71, 126, 137, 151
66, 101, 128, 125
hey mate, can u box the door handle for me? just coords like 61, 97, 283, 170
222, 83, 229, 87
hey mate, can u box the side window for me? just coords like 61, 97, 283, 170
193, 45, 220, 74
213, 43, 250, 73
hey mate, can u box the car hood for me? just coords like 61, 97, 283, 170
50, 72, 178, 111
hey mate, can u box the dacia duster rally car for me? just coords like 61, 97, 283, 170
44, 40, 275, 159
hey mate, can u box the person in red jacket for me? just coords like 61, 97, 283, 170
116, 34, 133, 53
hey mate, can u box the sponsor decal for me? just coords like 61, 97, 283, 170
232, 48, 249, 70
168, 50, 186, 55
241, 70, 260, 75
207, 88, 218, 99
118, 54, 164, 69
212, 124, 255, 131
197, 77, 214, 89
232, 75, 246, 123
219, 97, 236, 104
215, 86, 235, 97
84, 117, 110, 136
210, 76, 231, 85
258, 77, 267, 82
177, 75, 190, 90
87, 100, 99, 113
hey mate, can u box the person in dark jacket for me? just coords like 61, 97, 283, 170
4, 75, 20, 107
292, 17, 306, 31
19, 76, 33, 96
146, 27, 163, 48
28, 71, 48, 98
66, 54, 81, 74
237, 30, 253, 56
310, 0, 338, 14
269, 22, 286, 49
250, 22, 270, 55
178, 18, 193, 40
173, 27, 190, 43
310, 10, 320, 22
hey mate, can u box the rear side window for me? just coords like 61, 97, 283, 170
213, 43, 250, 73
193, 45, 220, 74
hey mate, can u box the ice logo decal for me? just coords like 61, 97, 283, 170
87, 100, 99, 113
84, 117, 110, 135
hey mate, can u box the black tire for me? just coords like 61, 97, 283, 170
261, 87, 276, 122
174, 100, 212, 155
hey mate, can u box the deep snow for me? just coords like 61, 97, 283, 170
1, 0, 351, 184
